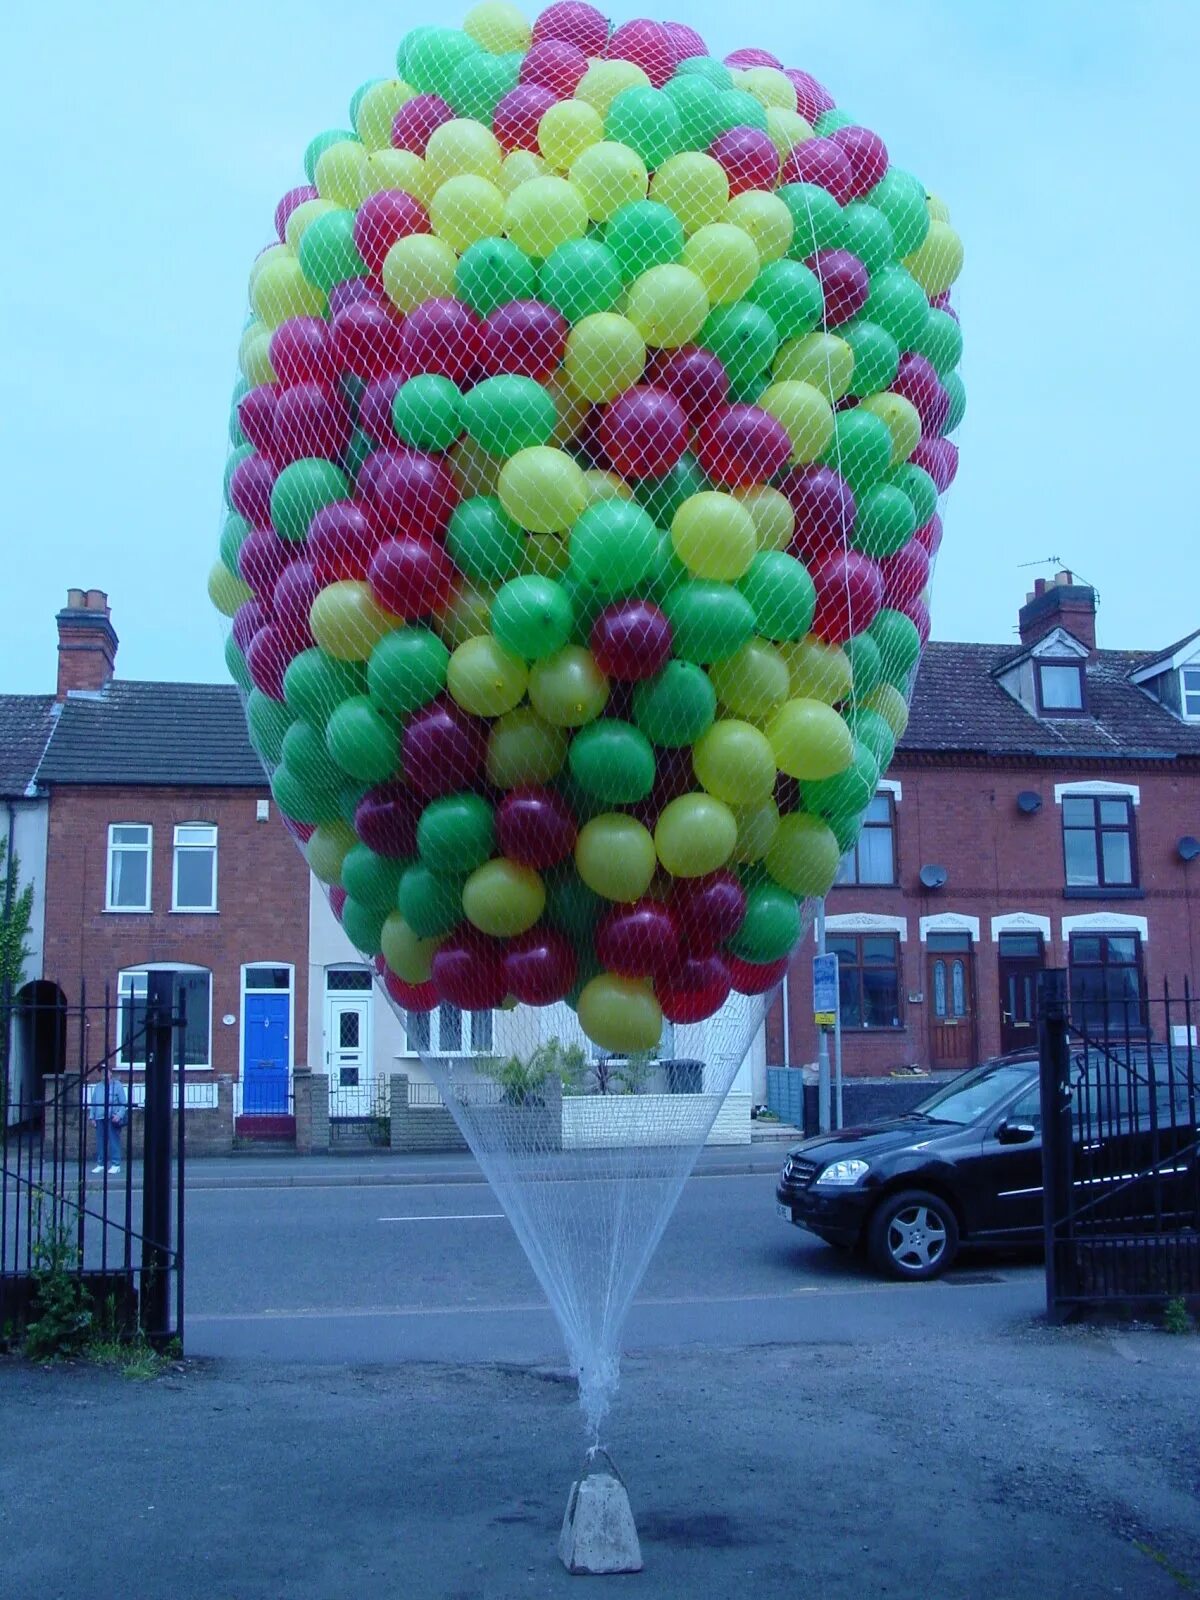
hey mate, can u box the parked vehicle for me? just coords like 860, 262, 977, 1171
776, 1049, 1198, 1280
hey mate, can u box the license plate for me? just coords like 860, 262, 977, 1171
776, 1202, 792, 1221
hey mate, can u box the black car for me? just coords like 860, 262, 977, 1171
776, 1050, 1197, 1280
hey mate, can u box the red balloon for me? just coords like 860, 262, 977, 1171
479, 300, 569, 383
354, 781, 421, 857
358, 448, 460, 539
909, 437, 955, 492
399, 297, 485, 384
828, 125, 889, 199
774, 772, 801, 815
520, 38, 588, 95
893, 352, 949, 436
229, 453, 278, 531
605, 19, 675, 87
246, 625, 291, 700
331, 293, 408, 380
308, 500, 379, 584
272, 382, 352, 465
286, 817, 318, 848
493, 84, 559, 152
503, 927, 577, 1005
781, 138, 855, 204
810, 550, 884, 644
628, 747, 694, 828
913, 513, 943, 558
327, 883, 347, 916
382, 970, 439, 1012
432, 928, 507, 1010
272, 560, 319, 652
781, 464, 856, 564
709, 128, 779, 197
532, 1, 608, 55
238, 385, 279, 454
728, 953, 789, 996
670, 870, 746, 957
353, 190, 430, 277
590, 600, 672, 681
695, 404, 791, 487
663, 21, 707, 59
402, 698, 488, 799
647, 344, 729, 430
368, 535, 458, 620
878, 539, 931, 610
657, 953, 731, 1024
270, 316, 337, 385
596, 898, 680, 979
391, 94, 455, 155
274, 185, 318, 242
783, 69, 835, 123
238, 527, 293, 595
805, 248, 870, 326
232, 598, 270, 652
905, 595, 932, 645
724, 47, 781, 68
495, 786, 578, 868
598, 386, 688, 479
359, 374, 404, 447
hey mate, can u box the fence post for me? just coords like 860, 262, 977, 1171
141, 972, 175, 1344
1038, 967, 1073, 1324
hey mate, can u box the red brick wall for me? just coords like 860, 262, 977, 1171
770, 757, 1200, 1077
41, 785, 310, 1079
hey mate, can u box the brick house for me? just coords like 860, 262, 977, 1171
765, 573, 1200, 1094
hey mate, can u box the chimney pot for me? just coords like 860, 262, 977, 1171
66, 587, 86, 610
84, 588, 109, 612
1017, 570, 1097, 654
56, 588, 118, 699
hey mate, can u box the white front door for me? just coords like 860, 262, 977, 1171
327, 996, 372, 1114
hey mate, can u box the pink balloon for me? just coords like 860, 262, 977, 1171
401, 699, 488, 799
805, 248, 870, 326
647, 345, 729, 430
893, 352, 949, 435
271, 560, 319, 652
229, 453, 278, 530
245, 625, 291, 700
810, 550, 883, 644
274, 185, 318, 241
496, 786, 578, 868
709, 127, 779, 197
308, 501, 379, 585
783, 68, 835, 123
598, 386, 688, 479
780, 464, 856, 564
671, 870, 746, 957
431, 928, 507, 1010
367, 535, 458, 621
724, 47, 782, 68
695, 404, 791, 487
238, 528, 292, 596
331, 293, 408, 380
913, 513, 943, 557
503, 928, 577, 1005
358, 448, 460, 539
480, 300, 569, 383
272, 382, 352, 465
828, 125, 889, 198
399, 297, 485, 384
909, 437, 955, 493
905, 596, 932, 645
493, 84, 559, 152
628, 747, 694, 828
878, 539, 931, 610
270, 317, 337, 386
605, 19, 676, 87
596, 899, 681, 979
232, 598, 270, 652
520, 38, 588, 95
532, 1, 608, 55
352, 190, 430, 278
781, 137, 855, 204
663, 20, 708, 59
391, 94, 454, 155
590, 600, 672, 681
354, 781, 421, 857
358, 374, 404, 447
238, 386, 279, 455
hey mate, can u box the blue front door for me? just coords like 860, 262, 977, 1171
243, 993, 290, 1114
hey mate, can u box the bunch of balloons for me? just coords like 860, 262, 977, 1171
212, 3, 963, 1055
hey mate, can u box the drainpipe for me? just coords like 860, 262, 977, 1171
2, 801, 15, 1106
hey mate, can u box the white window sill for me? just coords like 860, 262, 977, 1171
170, 907, 219, 915
104, 905, 152, 915
116, 1064, 214, 1073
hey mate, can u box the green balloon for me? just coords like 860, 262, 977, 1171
884, 463, 937, 528
568, 501, 658, 601
660, 73, 725, 150
738, 552, 816, 642
341, 844, 405, 913
303, 129, 354, 184
417, 793, 495, 875
398, 863, 463, 938
405, 26, 479, 98
339, 894, 388, 955
829, 801, 868, 855
853, 484, 916, 558
224, 635, 253, 695
446, 496, 525, 586
326, 695, 399, 783
838, 202, 896, 275
712, 88, 768, 134
545, 869, 601, 939
298, 209, 366, 294
606, 86, 684, 169
672, 56, 733, 88
869, 609, 923, 685
491, 575, 574, 660
219, 514, 250, 572
565, 582, 608, 650
271, 459, 350, 543
343, 427, 375, 483
223, 443, 253, 506
647, 530, 688, 606
747, 260, 823, 343
800, 742, 881, 823
727, 369, 768, 405
843, 634, 883, 702
864, 265, 929, 349
728, 882, 801, 962
663, 581, 756, 664
778, 184, 845, 259
229, 410, 246, 449
396, 25, 436, 77
247, 690, 294, 765
843, 319, 900, 398
569, 720, 656, 804
392, 375, 463, 451
846, 706, 896, 768
633, 659, 717, 746
448, 51, 519, 122
349, 77, 383, 127
814, 108, 856, 136
605, 200, 685, 282
914, 307, 963, 377
943, 371, 966, 433
282, 720, 348, 790
868, 168, 930, 259
461, 375, 557, 456
538, 239, 624, 322
285, 649, 368, 726
456, 237, 538, 316
823, 410, 893, 498
367, 627, 449, 717
700, 303, 779, 390
634, 454, 708, 529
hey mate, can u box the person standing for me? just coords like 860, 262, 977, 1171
88, 1065, 128, 1175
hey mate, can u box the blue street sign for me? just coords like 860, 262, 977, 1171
813, 953, 839, 1026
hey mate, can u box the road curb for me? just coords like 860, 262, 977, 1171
181, 1155, 787, 1191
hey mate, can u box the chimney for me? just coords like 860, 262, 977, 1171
1017, 569, 1097, 653
56, 589, 118, 699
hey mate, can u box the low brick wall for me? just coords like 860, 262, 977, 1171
799, 1071, 958, 1136
389, 1074, 468, 1153
42, 1074, 236, 1158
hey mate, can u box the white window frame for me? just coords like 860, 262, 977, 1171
1181, 664, 1200, 722
821, 913, 908, 942
990, 912, 1052, 943
172, 823, 218, 913
919, 913, 980, 943
1053, 779, 1140, 808
116, 963, 213, 1072
105, 824, 152, 913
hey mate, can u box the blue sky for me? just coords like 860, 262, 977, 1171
2, 1, 1197, 693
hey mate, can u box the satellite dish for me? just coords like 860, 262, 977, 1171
1180, 836, 1200, 863
919, 864, 948, 890
1016, 790, 1042, 815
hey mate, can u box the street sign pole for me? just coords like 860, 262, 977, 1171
812, 913, 840, 1137
815, 901, 830, 1133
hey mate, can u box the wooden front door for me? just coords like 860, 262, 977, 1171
997, 933, 1044, 1054
926, 936, 975, 1070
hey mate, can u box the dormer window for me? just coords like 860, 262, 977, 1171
1182, 665, 1200, 721
1035, 659, 1086, 715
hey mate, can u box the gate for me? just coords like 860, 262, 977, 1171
1, 976, 186, 1347
1039, 969, 1199, 1319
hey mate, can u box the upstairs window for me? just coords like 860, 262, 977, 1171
1036, 659, 1086, 715
172, 824, 218, 912
106, 824, 152, 912
1062, 796, 1137, 889
835, 793, 896, 886
1182, 665, 1200, 721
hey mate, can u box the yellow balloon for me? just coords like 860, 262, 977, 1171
926, 192, 951, 224
463, 858, 545, 937
430, 174, 505, 252
208, 562, 252, 617
434, 585, 494, 648
365, 148, 432, 201
248, 242, 290, 289
381, 912, 440, 984
487, 707, 568, 787
538, 98, 604, 171
499, 148, 547, 195
239, 324, 276, 386
528, 646, 610, 726
283, 198, 337, 252
708, 639, 792, 719
905, 220, 963, 296
563, 313, 646, 402
498, 447, 588, 534
425, 118, 503, 187
251, 254, 325, 327
767, 699, 854, 779
693, 719, 776, 806
521, 532, 571, 579
655, 794, 738, 878
306, 821, 358, 886
314, 140, 370, 208
625, 265, 710, 350
731, 800, 780, 864
450, 436, 503, 499
759, 381, 834, 464
504, 175, 589, 258
356, 79, 416, 152
864, 681, 910, 739
570, 140, 648, 222
738, 66, 797, 111
382, 233, 458, 313
578, 973, 662, 1053
649, 153, 730, 235
765, 107, 813, 159
780, 637, 854, 705
765, 812, 841, 898
575, 813, 657, 901
724, 190, 793, 262
576, 59, 650, 114
447, 635, 529, 716
582, 468, 633, 506
463, 0, 532, 54
773, 332, 853, 401
733, 485, 794, 551
859, 391, 923, 466
671, 492, 757, 581
310, 581, 396, 661
682, 223, 760, 306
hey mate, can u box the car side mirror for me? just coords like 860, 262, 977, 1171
997, 1119, 1038, 1145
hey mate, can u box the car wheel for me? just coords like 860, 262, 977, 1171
867, 1189, 959, 1281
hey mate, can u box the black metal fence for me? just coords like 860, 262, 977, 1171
1, 978, 186, 1347
1040, 970, 1199, 1318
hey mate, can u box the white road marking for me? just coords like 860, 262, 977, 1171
377, 1212, 505, 1222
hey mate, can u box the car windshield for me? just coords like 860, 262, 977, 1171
909, 1062, 1035, 1126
